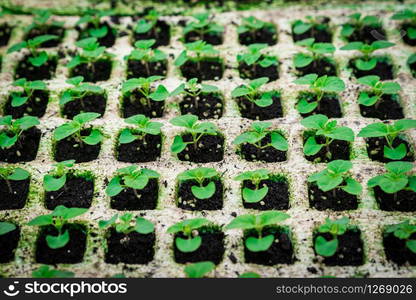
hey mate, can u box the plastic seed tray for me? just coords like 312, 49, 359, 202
0, 1, 415, 278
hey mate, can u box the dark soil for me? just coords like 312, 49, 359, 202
35, 223, 86, 264
0, 178, 30, 210
297, 92, 342, 118
314, 229, 364, 266
45, 176, 94, 210
359, 94, 403, 120
15, 55, 57, 80
177, 179, 223, 210
127, 59, 167, 78
122, 91, 164, 118
117, 133, 161, 163
176, 133, 224, 163
70, 60, 112, 83
237, 94, 283, 120
133, 20, 170, 47
77, 22, 116, 47
105, 228, 155, 264
373, 186, 416, 212
61, 93, 107, 119
0, 226, 20, 263
244, 227, 294, 265
179, 93, 223, 119
345, 24, 385, 44
5, 90, 49, 118
295, 58, 336, 77
365, 137, 414, 163
349, 57, 394, 80
180, 59, 223, 81
238, 59, 279, 80
110, 178, 158, 210
242, 178, 289, 210
292, 24, 332, 43
239, 26, 277, 45
0, 24, 12, 47
54, 128, 101, 163
0, 127, 41, 163
383, 232, 416, 265
185, 31, 222, 45
402, 23, 416, 46
240, 133, 287, 162
26, 25, 65, 47
308, 182, 358, 211
173, 228, 224, 264
304, 134, 350, 163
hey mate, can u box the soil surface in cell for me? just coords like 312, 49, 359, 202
177, 179, 223, 210
177, 134, 224, 163
237, 94, 283, 120
180, 93, 223, 119
240, 134, 287, 162
5, 90, 49, 118
62, 93, 107, 119
0, 178, 30, 210
308, 182, 358, 211
0, 127, 41, 163
383, 232, 416, 265
117, 133, 162, 163
110, 178, 158, 210
242, 179, 289, 210
374, 186, 416, 212
365, 137, 414, 163
0, 226, 20, 263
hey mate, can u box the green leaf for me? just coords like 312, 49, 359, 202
28, 215, 53, 227
0, 222, 16, 235
245, 235, 274, 252
258, 211, 290, 226
342, 177, 362, 195
119, 129, 136, 144
294, 73, 318, 85
15, 116, 40, 130
249, 77, 269, 89
270, 132, 288, 151
184, 261, 215, 278
294, 53, 313, 68
106, 177, 123, 197
11, 94, 29, 107
355, 58, 377, 71
74, 112, 100, 124
175, 50, 188, 66
358, 92, 378, 106
81, 129, 103, 145
242, 186, 268, 203
386, 161, 414, 175
32, 265, 74, 278
8, 168, 30, 181
54, 123, 79, 141
357, 75, 380, 87
135, 217, 154, 234
358, 123, 388, 138
231, 86, 251, 98
191, 181, 216, 199
44, 174, 66, 192
327, 126, 355, 142
254, 92, 273, 107
52, 206, 87, 220
67, 76, 84, 86
384, 143, 407, 160
304, 136, 324, 156
176, 236, 202, 252
301, 113, 328, 129
98, 214, 118, 229
296, 98, 317, 114
315, 236, 338, 257
406, 240, 416, 254
239, 272, 261, 278
171, 135, 187, 153
7, 41, 27, 53
327, 160, 353, 173
226, 214, 256, 230
293, 22, 312, 35
149, 85, 169, 101
46, 230, 70, 249
170, 115, 198, 128
28, 51, 48, 67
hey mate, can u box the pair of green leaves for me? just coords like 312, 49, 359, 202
392, 10, 416, 39
315, 217, 350, 257
167, 218, 211, 253
106, 166, 160, 197
357, 75, 401, 107
235, 169, 270, 203
308, 160, 362, 195
60, 76, 103, 106
121, 76, 169, 101
237, 16, 272, 34
67, 37, 108, 69
368, 161, 416, 194
184, 261, 216, 278
175, 40, 219, 66
184, 12, 224, 36
0, 115, 40, 149
341, 13, 380, 38
10, 78, 47, 108
237, 43, 277, 67
226, 211, 290, 252
231, 77, 275, 108
134, 10, 159, 34
0, 167, 30, 182
119, 114, 163, 144
385, 220, 416, 254
170, 78, 219, 98
43, 160, 75, 192
294, 38, 335, 69
178, 167, 219, 200
127, 39, 167, 62
99, 213, 154, 235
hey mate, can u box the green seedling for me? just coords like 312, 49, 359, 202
99, 213, 154, 235
0, 167, 30, 193
226, 211, 290, 252
8, 34, 58, 67
315, 217, 350, 257
301, 114, 354, 157
341, 13, 381, 39
392, 10, 416, 39
294, 74, 345, 114
0, 115, 40, 149
76, 9, 113, 39
67, 37, 112, 71
10, 78, 47, 108
134, 9, 160, 36
233, 121, 288, 153
53, 112, 103, 146
184, 261, 216, 278
385, 220, 416, 254
60, 76, 103, 107
237, 16, 274, 36
119, 114, 163, 145
178, 167, 219, 200
32, 265, 74, 278
170, 114, 218, 154
357, 75, 401, 107
121, 76, 169, 108
170, 78, 219, 100
340, 40, 395, 71
184, 13, 224, 40
308, 160, 362, 195
235, 169, 271, 203
231, 77, 275, 108
237, 43, 277, 68
106, 166, 160, 198
43, 160, 75, 192
28, 205, 87, 249
126, 39, 167, 73
294, 38, 335, 69
292, 16, 329, 36
0, 221, 16, 236
368, 161, 416, 194
358, 119, 416, 160
167, 218, 211, 252
27, 10, 64, 33
175, 40, 219, 70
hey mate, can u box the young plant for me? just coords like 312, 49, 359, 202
27, 205, 88, 249
184, 261, 215, 278
8, 34, 58, 67
32, 265, 74, 278
0, 167, 30, 193
341, 13, 381, 39
301, 114, 354, 157
357, 75, 401, 107
392, 10, 416, 40
60, 76, 103, 108
67, 37, 112, 71
167, 218, 211, 252
315, 217, 350, 257
0, 115, 40, 149
184, 13, 223, 41
106, 166, 160, 198
170, 78, 219, 100
0, 221, 16, 236
294, 74, 345, 114
43, 160, 75, 192
27, 10, 64, 33
178, 167, 219, 200
358, 119, 416, 160
233, 121, 288, 153
175, 40, 219, 70
237, 43, 277, 68
119, 114, 163, 145
76, 9, 113, 39
53, 112, 103, 146
340, 41, 395, 71
294, 38, 335, 69
385, 220, 416, 254
226, 211, 290, 252
234, 169, 271, 203
126, 39, 167, 73
10, 78, 47, 108
170, 114, 218, 154
121, 76, 169, 108
308, 160, 362, 196
292, 16, 329, 37
368, 161, 416, 194
237, 16, 274, 38
99, 213, 154, 235
231, 77, 274, 108
134, 9, 160, 37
